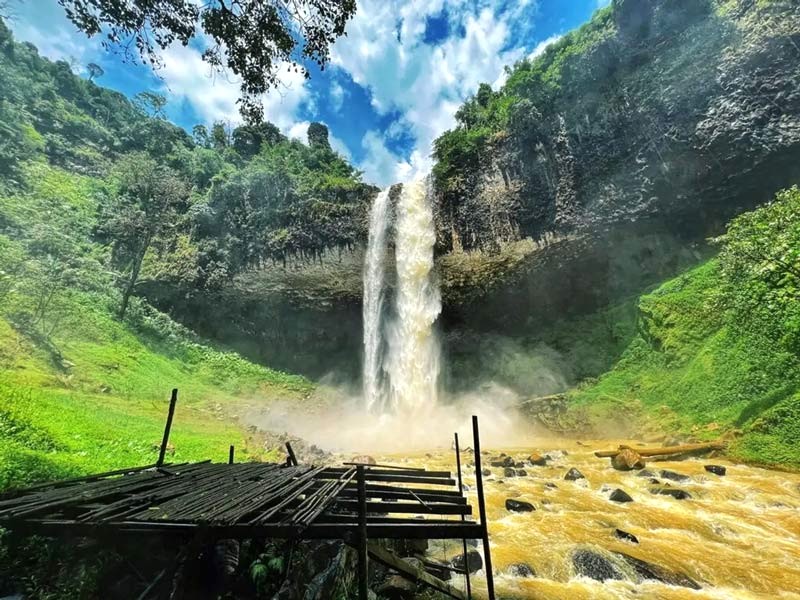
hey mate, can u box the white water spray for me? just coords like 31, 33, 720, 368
362, 189, 391, 411
386, 178, 442, 413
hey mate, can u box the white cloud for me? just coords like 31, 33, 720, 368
529, 33, 564, 60
331, 0, 537, 186
329, 80, 346, 112
157, 43, 311, 134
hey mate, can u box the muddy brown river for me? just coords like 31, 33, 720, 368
377, 439, 800, 600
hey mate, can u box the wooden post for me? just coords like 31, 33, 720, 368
285, 442, 298, 467
357, 465, 368, 600
157, 389, 178, 467
471, 416, 495, 600
228, 445, 235, 465
454, 433, 472, 599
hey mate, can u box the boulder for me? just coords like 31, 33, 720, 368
651, 487, 692, 500
529, 453, 548, 466
615, 552, 701, 590
704, 465, 726, 476
614, 529, 639, 544
350, 455, 377, 465
609, 489, 634, 503
515, 461, 526, 468
490, 456, 515, 468
571, 549, 623, 581
452, 550, 483, 574
636, 469, 656, 478
506, 498, 535, 512
516, 469, 528, 477
659, 469, 690, 483
503, 467, 517, 478
508, 563, 536, 577
482, 469, 491, 476
611, 449, 646, 471
564, 468, 585, 481
544, 482, 558, 489
377, 574, 416, 600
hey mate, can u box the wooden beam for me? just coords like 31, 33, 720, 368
367, 542, 466, 600
594, 441, 725, 458
333, 500, 471, 515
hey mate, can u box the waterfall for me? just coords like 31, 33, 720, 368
386, 178, 441, 413
362, 188, 391, 412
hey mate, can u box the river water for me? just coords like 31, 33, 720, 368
380, 438, 800, 600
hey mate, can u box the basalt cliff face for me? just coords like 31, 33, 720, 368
431, 0, 800, 360
433, 0, 800, 252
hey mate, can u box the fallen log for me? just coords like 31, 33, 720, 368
595, 441, 725, 459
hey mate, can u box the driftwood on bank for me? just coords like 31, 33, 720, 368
594, 441, 725, 459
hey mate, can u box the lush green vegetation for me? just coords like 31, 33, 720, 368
0, 162, 311, 488
569, 188, 800, 467
0, 20, 334, 490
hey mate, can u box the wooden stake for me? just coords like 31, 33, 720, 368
454, 432, 472, 599
357, 465, 368, 600
285, 442, 298, 466
157, 389, 178, 467
471, 416, 495, 600
228, 446, 235, 465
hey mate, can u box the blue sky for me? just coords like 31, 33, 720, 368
9, 0, 609, 186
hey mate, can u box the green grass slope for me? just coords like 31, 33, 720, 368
0, 291, 312, 489
568, 190, 800, 468
0, 164, 312, 490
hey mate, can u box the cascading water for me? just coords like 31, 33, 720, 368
385, 178, 442, 413
362, 189, 392, 412
362, 178, 441, 414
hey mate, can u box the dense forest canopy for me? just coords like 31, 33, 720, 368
0, 17, 375, 322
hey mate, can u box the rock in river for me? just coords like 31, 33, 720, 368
503, 467, 517, 478
452, 550, 483, 574
660, 469, 691, 483
508, 563, 536, 577
612, 449, 646, 471
615, 552, 701, 590
529, 453, 548, 466
614, 529, 639, 544
571, 549, 623, 581
704, 464, 727, 476
506, 498, 535, 512
609, 489, 634, 503
564, 468, 585, 481
651, 487, 692, 500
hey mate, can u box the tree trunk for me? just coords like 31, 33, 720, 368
118, 242, 148, 319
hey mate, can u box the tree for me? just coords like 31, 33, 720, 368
96, 153, 190, 318
307, 122, 330, 151
192, 124, 210, 148
134, 91, 167, 119
86, 62, 104, 82
56, 0, 357, 119
211, 121, 231, 150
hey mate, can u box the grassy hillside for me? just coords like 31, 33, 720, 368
0, 162, 312, 490
568, 189, 800, 468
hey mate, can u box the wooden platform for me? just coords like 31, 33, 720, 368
0, 461, 481, 541
0, 390, 497, 600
